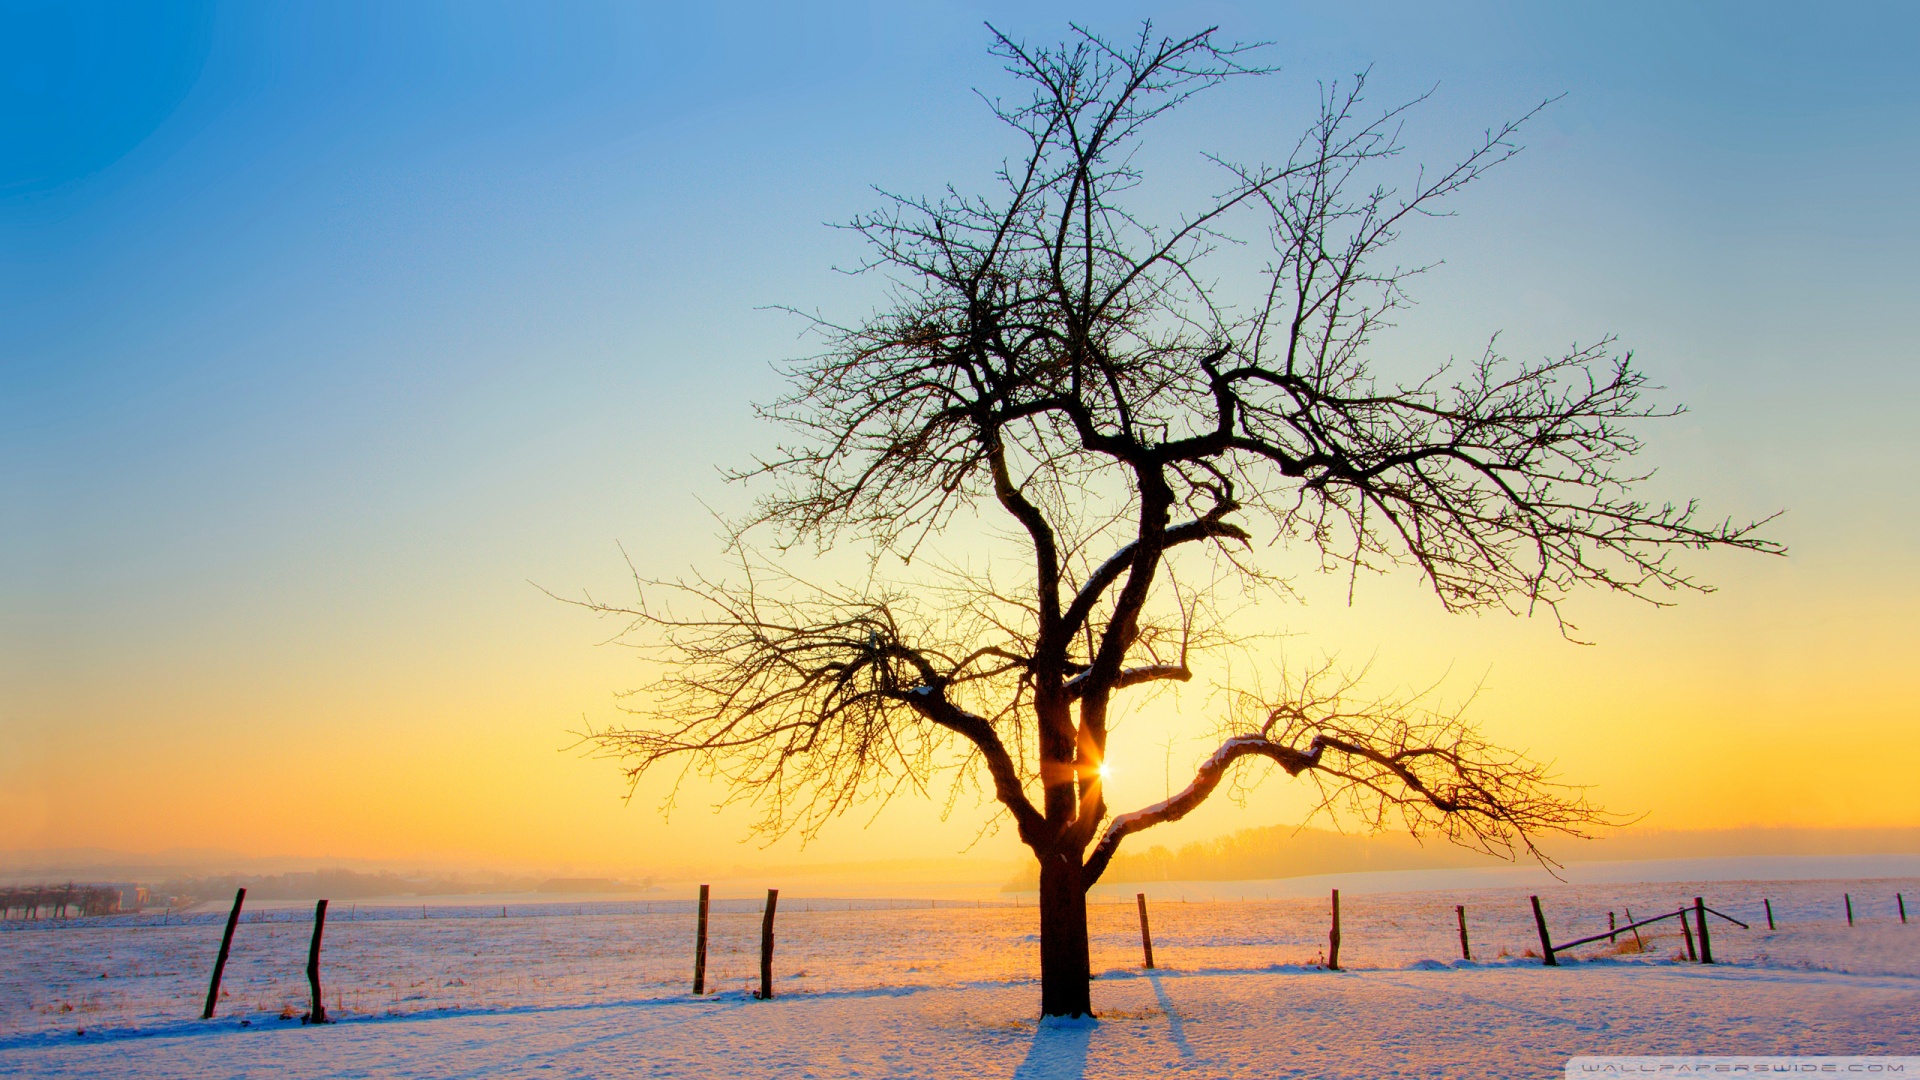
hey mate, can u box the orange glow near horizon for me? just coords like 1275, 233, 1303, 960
6, 537, 1916, 878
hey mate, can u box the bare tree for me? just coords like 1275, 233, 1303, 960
578, 23, 1778, 1017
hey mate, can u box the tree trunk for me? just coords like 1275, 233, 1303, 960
1038, 850, 1093, 1017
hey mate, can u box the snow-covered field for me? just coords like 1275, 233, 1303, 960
3, 872, 1915, 1077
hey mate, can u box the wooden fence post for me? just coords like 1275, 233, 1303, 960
692, 885, 709, 996
1764, 898, 1774, 930
1455, 905, 1471, 961
1899, 893, 1907, 925
1623, 906, 1644, 951
1327, 889, 1341, 971
1135, 893, 1155, 970
1608, 911, 1617, 943
202, 887, 246, 1019
1845, 893, 1853, 926
1530, 895, 1557, 966
306, 899, 329, 1023
758, 888, 778, 1000
1679, 907, 1696, 960
1694, 897, 1713, 964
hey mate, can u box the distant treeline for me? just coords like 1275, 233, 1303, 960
1007, 825, 1920, 888
1063, 826, 1496, 888
2, 884, 129, 918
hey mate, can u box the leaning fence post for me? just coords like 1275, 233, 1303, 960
1327, 889, 1341, 971
1845, 893, 1854, 926
692, 885, 710, 996
1135, 893, 1155, 970
1764, 898, 1775, 930
1623, 906, 1644, 951
1899, 894, 1907, 925
202, 887, 246, 1019
757, 888, 778, 1000
1456, 904, 1471, 961
1530, 895, 1556, 966
1694, 897, 1713, 964
306, 899, 329, 1023
1679, 906, 1697, 960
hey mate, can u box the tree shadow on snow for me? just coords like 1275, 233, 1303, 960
1013, 974, 1204, 1077
1012, 1017, 1094, 1079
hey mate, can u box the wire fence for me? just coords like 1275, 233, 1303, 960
2, 877, 1914, 1039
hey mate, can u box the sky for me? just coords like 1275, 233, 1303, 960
4, 1, 1918, 879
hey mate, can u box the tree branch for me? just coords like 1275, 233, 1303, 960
1085, 734, 1319, 886
1082, 666, 1610, 887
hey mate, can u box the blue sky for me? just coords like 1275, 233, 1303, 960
5, 2, 1918, 868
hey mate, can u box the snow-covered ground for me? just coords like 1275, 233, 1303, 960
2, 869, 1915, 1077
